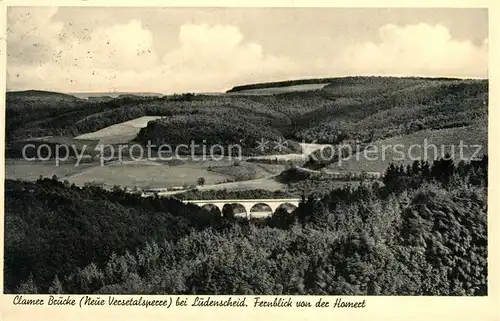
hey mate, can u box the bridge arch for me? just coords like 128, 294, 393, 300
222, 203, 248, 218
249, 203, 273, 218
201, 203, 222, 215
274, 202, 298, 214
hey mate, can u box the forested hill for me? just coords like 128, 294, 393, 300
6, 76, 488, 154
241, 77, 488, 144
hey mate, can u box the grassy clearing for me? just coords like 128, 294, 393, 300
65, 163, 232, 190
5, 156, 286, 192
198, 177, 286, 192
4, 159, 96, 181
227, 83, 329, 95
208, 161, 286, 181
74, 116, 164, 145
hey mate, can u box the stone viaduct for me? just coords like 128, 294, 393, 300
182, 198, 301, 218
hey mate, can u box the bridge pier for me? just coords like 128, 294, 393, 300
243, 204, 253, 217
268, 203, 280, 214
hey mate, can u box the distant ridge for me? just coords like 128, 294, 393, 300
70, 92, 165, 99
6, 90, 81, 102
226, 76, 466, 93
7, 89, 79, 99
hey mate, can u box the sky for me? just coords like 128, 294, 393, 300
6, 7, 488, 93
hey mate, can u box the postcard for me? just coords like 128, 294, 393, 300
1, 1, 498, 320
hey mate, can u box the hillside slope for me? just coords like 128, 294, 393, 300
327, 125, 488, 173
292, 78, 488, 143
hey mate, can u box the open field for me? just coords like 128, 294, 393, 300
208, 161, 286, 181
74, 116, 164, 145
197, 177, 286, 192
4, 159, 97, 181
227, 83, 329, 95
65, 162, 231, 189
5, 155, 287, 192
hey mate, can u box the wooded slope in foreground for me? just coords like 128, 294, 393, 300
4, 156, 487, 295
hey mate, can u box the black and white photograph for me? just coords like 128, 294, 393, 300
3, 6, 489, 298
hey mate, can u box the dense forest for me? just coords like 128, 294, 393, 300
6, 77, 488, 156
133, 97, 295, 155
4, 155, 488, 295
293, 79, 487, 143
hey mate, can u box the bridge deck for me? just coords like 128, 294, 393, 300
182, 199, 301, 203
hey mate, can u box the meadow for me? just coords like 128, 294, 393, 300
75, 116, 164, 145
226, 83, 329, 95
5, 157, 287, 192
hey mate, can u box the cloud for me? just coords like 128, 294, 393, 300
161, 24, 298, 90
7, 9, 297, 93
8, 13, 160, 92
328, 23, 488, 78
7, 7, 63, 65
